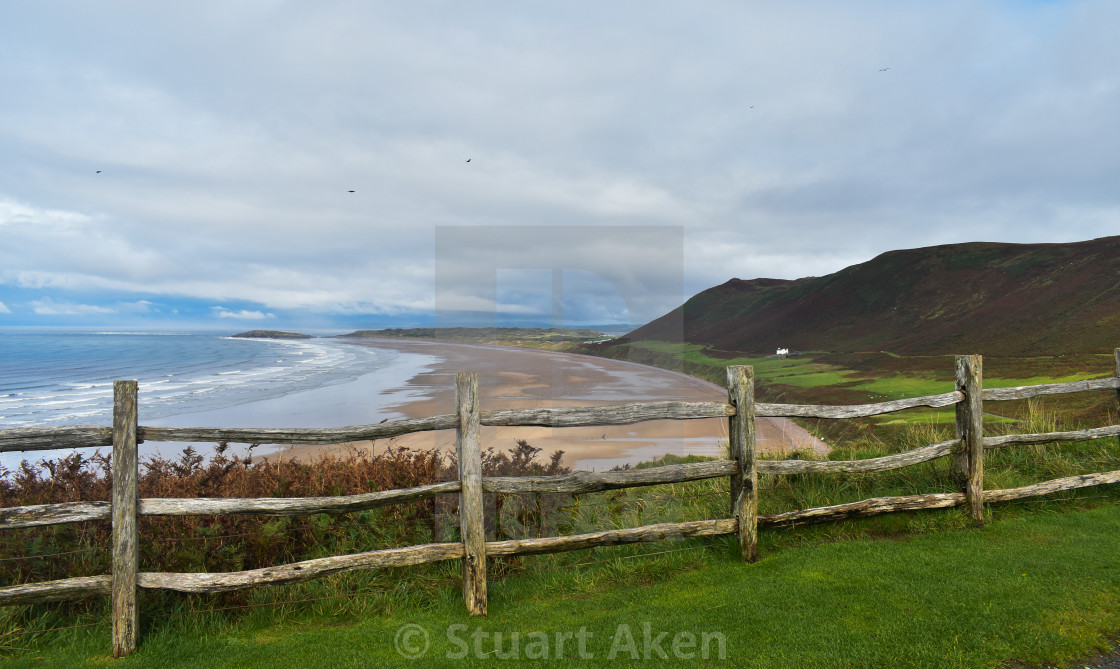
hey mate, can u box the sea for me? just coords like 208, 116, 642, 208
0, 328, 439, 471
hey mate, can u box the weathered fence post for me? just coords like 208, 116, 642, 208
953, 356, 985, 526
111, 380, 139, 657
727, 366, 758, 562
456, 372, 487, 615
1114, 348, 1120, 448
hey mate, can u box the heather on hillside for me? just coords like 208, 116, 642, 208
0, 440, 569, 592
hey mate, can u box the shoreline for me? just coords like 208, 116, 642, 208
264, 337, 829, 471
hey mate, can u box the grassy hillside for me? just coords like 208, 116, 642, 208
579, 236, 1120, 445
581, 340, 1118, 448
629, 236, 1120, 357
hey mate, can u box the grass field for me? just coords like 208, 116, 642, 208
6, 418, 1120, 667
6, 498, 1120, 667
617, 341, 1112, 401
598, 341, 1118, 447
865, 409, 1019, 427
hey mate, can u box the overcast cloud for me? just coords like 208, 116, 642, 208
1, 1, 1117, 328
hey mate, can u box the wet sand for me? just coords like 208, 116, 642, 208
268, 339, 828, 471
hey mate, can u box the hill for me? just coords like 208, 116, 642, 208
629, 236, 1120, 357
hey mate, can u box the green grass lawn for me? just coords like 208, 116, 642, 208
9, 501, 1120, 668
866, 409, 1018, 427
618, 342, 1110, 402
613, 342, 1115, 447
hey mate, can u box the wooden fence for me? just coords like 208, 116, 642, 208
2, 352, 1120, 656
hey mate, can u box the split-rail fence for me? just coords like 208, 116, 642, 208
2, 352, 1120, 657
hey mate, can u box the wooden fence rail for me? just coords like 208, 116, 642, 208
2, 352, 1120, 656
6, 381, 1120, 453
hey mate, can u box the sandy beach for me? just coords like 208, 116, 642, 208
270, 339, 828, 471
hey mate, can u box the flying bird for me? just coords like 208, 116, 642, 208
95, 170, 102, 173
348, 190, 355, 193
466, 158, 471, 163
879, 67, 890, 72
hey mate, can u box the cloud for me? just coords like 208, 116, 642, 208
0, 300, 10, 314
212, 307, 274, 320
30, 298, 117, 316
1, 2, 1119, 324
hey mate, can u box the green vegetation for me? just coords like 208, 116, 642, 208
5, 401, 1120, 666
983, 374, 1099, 389
604, 342, 1111, 401
6, 467, 1120, 666
617, 340, 759, 369
846, 375, 952, 399
586, 340, 1117, 448
865, 409, 1018, 428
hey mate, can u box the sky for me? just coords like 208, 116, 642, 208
1, 1, 1118, 331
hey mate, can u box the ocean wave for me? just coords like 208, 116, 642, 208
63, 382, 114, 390
2, 334, 395, 429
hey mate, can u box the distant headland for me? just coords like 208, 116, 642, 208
228, 327, 618, 350
230, 330, 313, 339
339, 327, 609, 350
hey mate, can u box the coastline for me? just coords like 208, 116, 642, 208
1, 331, 426, 471
1, 333, 828, 473
265, 337, 829, 471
